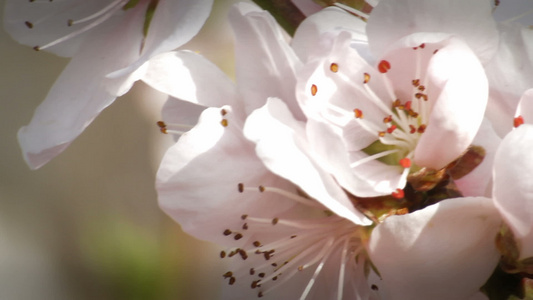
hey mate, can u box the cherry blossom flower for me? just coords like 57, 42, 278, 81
294, 0, 495, 198
152, 1, 506, 298
4, 0, 213, 169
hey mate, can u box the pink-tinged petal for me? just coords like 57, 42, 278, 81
515, 89, 533, 124
493, 124, 533, 259
16, 5, 154, 169
140, 51, 240, 110
244, 98, 371, 226
366, 0, 498, 64
292, 7, 367, 63
485, 24, 533, 137
455, 119, 502, 197
157, 106, 295, 245
104, 0, 214, 92
161, 97, 206, 128
229, 2, 304, 120
367, 197, 501, 300
306, 119, 403, 197
414, 37, 488, 169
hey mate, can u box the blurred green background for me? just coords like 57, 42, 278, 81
0, 0, 243, 299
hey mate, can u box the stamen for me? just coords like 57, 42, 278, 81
399, 157, 411, 168
377, 60, 391, 73
33, 0, 128, 51
392, 188, 405, 199
156, 120, 192, 135
311, 84, 318, 96
514, 116, 524, 128
350, 149, 399, 168
333, 3, 370, 20
354, 108, 364, 119
330, 63, 339, 73
67, 0, 128, 27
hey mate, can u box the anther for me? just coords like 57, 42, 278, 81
311, 84, 318, 96
354, 108, 364, 119
330, 63, 339, 73
371, 284, 379, 291
404, 101, 412, 110
258, 186, 265, 192
242, 223, 249, 230
223, 229, 232, 236
223, 271, 233, 278
221, 108, 227, 116
239, 249, 248, 260
409, 125, 416, 134
24, 21, 33, 29
386, 125, 397, 134
378, 60, 391, 73
251, 280, 260, 288
363, 73, 371, 84
271, 218, 279, 225
378, 131, 386, 137
234, 233, 243, 240
514, 116, 524, 128
229, 277, 236, 285
258, 291, 264, 298
399, 158, 411, 168
238, 183, 244, 193
250, 268, 255, 275
220, 119, 228, 127
220, 251, 226, 258
253, 241, 262, 247
392, 188, 405, 199
241, 214, 248, 220
415, 93, 428, 101
383, 115, 393, 123
417, 124, 427, 133
412, 79, 420, 87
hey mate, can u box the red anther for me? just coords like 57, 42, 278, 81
409, 125, 416, 134
514, 115, 525, 128
418, 124, 427, 133
404, 101, 412, 110
393, 99, 401, 107
392, 188, 405, 199
386, 125, 397, 134
383, 115, 393, 123
330, 63, 339, 73
399, 158, 411, 168
419, 43, 426, 49
415, 93, 428, 101
311, 84, 318, 96
364, 73, 371, 83
378, 60, 391, 73
354, 108, 363, 119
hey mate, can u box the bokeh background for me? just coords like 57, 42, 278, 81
0, 0, 244, 299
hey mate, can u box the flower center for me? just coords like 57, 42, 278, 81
220, 183, 369, 299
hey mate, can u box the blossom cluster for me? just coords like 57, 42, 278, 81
6, 0, 533, 299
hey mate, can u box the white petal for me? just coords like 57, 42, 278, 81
455, 119, 502, 197
493, 124, 533, 259
366, 0, 499, 64
516, 88, 533, 124
244, 98, 371, 226
157, 106, 295, 245
414, 37, 488, 169
292, 7, 367, 63
368, 197, 501, 300
140, 51, 240, 109
229, 2, 305, 120
104, 0, 214, 92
